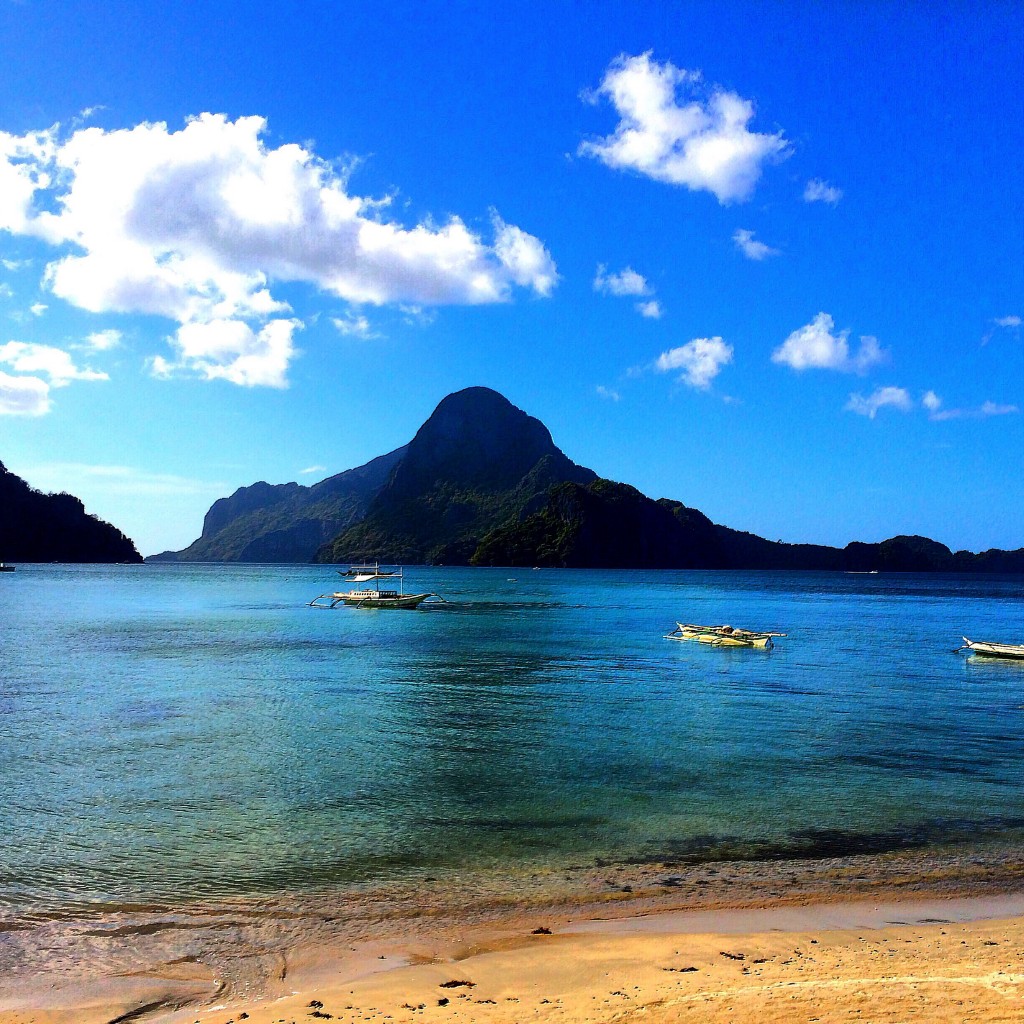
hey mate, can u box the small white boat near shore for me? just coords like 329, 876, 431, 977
958, 637, 1024, 660
309, 564, 444, 610
665, 622, 786, 650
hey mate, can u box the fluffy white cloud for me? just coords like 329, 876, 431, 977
580, 52, 789, 203
0, 113, 558, 387
922, 390, 942, 412
593, 264, 651, 296
0, 369, 50, 415
29, 302, 47, 316
772, 313, 886, 374
844, 386, 913, 419
151, 317, 301, 388
656, 336, 733, 390
636, 299, 663, 319
994, 315, 1021, 328
733, 228, 779, 260
0, 341, 108, 386
804, 178, 843, 204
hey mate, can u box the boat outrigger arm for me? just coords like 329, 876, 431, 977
308, 563, 446, 610
665, 622, 787, 649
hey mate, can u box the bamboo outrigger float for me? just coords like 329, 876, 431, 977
309, 564, 445, 610
958, 637, 1024, 660
665, 622, 787, 649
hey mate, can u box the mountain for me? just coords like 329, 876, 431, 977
149, 445, 407, 562
317, 387, 597, 563
155, 386, 1024, 571
0, 461, 142, 563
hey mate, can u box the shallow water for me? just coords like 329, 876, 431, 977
2, 564, 1023, 914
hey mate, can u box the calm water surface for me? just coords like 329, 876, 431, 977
2, 564, 1023, 913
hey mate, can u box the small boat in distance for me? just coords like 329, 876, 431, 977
665, 622, 787, 649
0, 563, 14, 572
309, 564, 444, 610
958, 637, 1024, 661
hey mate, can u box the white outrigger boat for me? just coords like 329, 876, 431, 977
309, 564, 444, 610
958, 637, 1024, 660
665, 622, 786, 649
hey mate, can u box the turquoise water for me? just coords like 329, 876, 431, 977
2, 564, 1024, 913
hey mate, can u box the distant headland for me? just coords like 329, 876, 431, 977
0, 460, 142, 563
149, 387, 1024, 572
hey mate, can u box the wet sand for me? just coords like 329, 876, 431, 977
4, 843, 1024, 1023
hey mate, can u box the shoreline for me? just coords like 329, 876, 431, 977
4, 841, 1024, 1023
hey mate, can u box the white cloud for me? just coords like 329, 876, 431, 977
299, 464, 327, 475
994, 315, 1021, 328
332, 312, 378, 339
1, 258, 30, 271
82, 328, 122, 351
580, 52, 789, 203
29, 302, 47, 317
0, 283, 13, 299
733, 228, 779, 260
595, 385, 621, 401
0, 113, 558, 387
593, 264, 651, 296
929, 399, 1020, 421
150, 317, 301, 388
656, 336, 733, 390
922, 390, 942, 412
0, 341, 108, 386
844, 386, 913, 419
772, 312, 886, 374
19, 462, 227, 497
803, 178, 843, 204
594, 263, 663, 318
0, 370, 50, 415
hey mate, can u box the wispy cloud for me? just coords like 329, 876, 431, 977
772, 312, 886, 374
925, 391, 1019, 421
81, 329, 122, 351
593, 264, 651, 297
982, 314, 1022, 345
595, 385, 621, 401
580, 52, 789, 203
844, 386, 913, 419
655, 336, 733, 390
803, 178, 843, 204
19, 462, 229, 497
332, 312, 379, 339
733, 228, 779, 261
0, 341, 108, 386
594, 263, 663, 318
299, 464, 327, 475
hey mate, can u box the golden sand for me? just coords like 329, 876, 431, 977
5, 899, 1024, 1024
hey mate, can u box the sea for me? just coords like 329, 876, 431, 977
2, 563, 1024, 917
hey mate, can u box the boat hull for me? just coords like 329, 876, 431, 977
964, 639, 1024, 660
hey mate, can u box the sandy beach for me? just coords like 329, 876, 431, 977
5, 897, 1024, 1024
4, 846, 1024, 1024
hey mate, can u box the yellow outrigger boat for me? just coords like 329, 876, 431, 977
665, 622, 786, 649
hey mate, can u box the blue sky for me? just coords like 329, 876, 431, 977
0, 0, 1021, 556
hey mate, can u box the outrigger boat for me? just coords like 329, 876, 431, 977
958, 637, 1024, 660
309, 564, 444, 610
665, 622, 787, 649
0, 562, 14, 572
